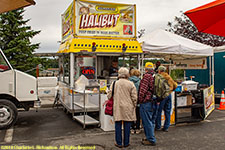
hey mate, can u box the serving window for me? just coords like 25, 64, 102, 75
75, 56, 96, 80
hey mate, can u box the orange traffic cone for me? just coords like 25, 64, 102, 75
217, 90, 225, 110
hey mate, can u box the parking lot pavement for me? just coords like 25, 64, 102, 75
0, 106, 225, 150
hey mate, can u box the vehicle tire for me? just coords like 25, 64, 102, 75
0, 99, 18, 129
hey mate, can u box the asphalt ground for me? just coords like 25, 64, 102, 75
0, 105, 225, 150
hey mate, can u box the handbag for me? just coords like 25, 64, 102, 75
105, 81, 116, 116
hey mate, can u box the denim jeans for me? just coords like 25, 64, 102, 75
156, 94, 172, 130
140, 101, 158, 143
115, 121, 132, 146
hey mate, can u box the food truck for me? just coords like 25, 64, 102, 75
0, 0, 40, 130
0, 49, 40, 129
57, 0, 142, 129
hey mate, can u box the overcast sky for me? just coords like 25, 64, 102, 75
23, 0, 214, 53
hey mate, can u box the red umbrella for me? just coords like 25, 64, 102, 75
185, 0, 225, 37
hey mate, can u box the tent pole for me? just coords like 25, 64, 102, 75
209, 56, 212, 85
70, 53, 74, 88
212, 55, 214, 87
141, 54, 144, 78
169, 58, 172, 75
95, 55, 97, 80
138, 54, 141, 70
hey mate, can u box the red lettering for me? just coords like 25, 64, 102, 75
79, 14, 120, 29
101, 15, 108, 27
82, 69, 95, 75
80, 14, 89, 29
91, 70, 95, 74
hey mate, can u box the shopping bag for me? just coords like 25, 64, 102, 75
105, 97, 114, 116
105, 81, 116, 116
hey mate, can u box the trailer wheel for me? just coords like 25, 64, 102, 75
0, 99, 18, 129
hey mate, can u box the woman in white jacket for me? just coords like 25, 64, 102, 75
107, 67, 137, 148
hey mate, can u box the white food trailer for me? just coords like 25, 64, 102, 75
57, 0, 142, 129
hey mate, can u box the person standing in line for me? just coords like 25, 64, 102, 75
129, 69, 141, 134
107, 67, 137, 148
138, 62, 158, 146
155, 66, 177, 132
154, 61, 161, 73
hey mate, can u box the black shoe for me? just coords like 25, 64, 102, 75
162, 128, 168, 132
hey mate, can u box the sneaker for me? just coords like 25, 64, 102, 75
135, 129, 141, 134
162, 128, 168, 132
131, 129, 135, 134
142, 140, 156, 146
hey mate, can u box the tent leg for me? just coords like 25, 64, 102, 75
138, 54, 141, 70
212, 55, 214, 87
141, 54, 144, 78
209, 56, 212, 85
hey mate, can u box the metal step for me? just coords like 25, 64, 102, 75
73, 115, 99, 125
73, 102, 99, 109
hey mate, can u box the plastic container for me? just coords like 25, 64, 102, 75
181, 80, 198, 91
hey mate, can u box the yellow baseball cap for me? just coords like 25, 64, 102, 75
145, 62, 154, 69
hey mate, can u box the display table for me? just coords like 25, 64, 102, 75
175, 85, 215, 124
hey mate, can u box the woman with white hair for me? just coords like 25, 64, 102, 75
107, 67, 137, 148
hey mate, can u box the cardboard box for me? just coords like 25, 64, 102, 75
177, 95, 192, 107
187, 95, 192, 106
177, 108, 191, 113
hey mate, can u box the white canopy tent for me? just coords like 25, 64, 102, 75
139, 29, 214, 85
139, 29, 213, 61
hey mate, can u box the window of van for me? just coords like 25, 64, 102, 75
0, 53, 10, 72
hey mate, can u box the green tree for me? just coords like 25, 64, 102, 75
167, 12, 225, 47
0, 8, 40, 74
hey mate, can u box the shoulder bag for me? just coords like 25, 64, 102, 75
105, 81, 116, 116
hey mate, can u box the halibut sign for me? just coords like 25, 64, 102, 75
79, 14, 120, 29
61, 0, 136, 41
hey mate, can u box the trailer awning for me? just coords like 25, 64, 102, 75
0, 0, 35, 14
58, 39, 142, 54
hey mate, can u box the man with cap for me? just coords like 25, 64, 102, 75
138, 62, 158, 146
155, 65, 177, 132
